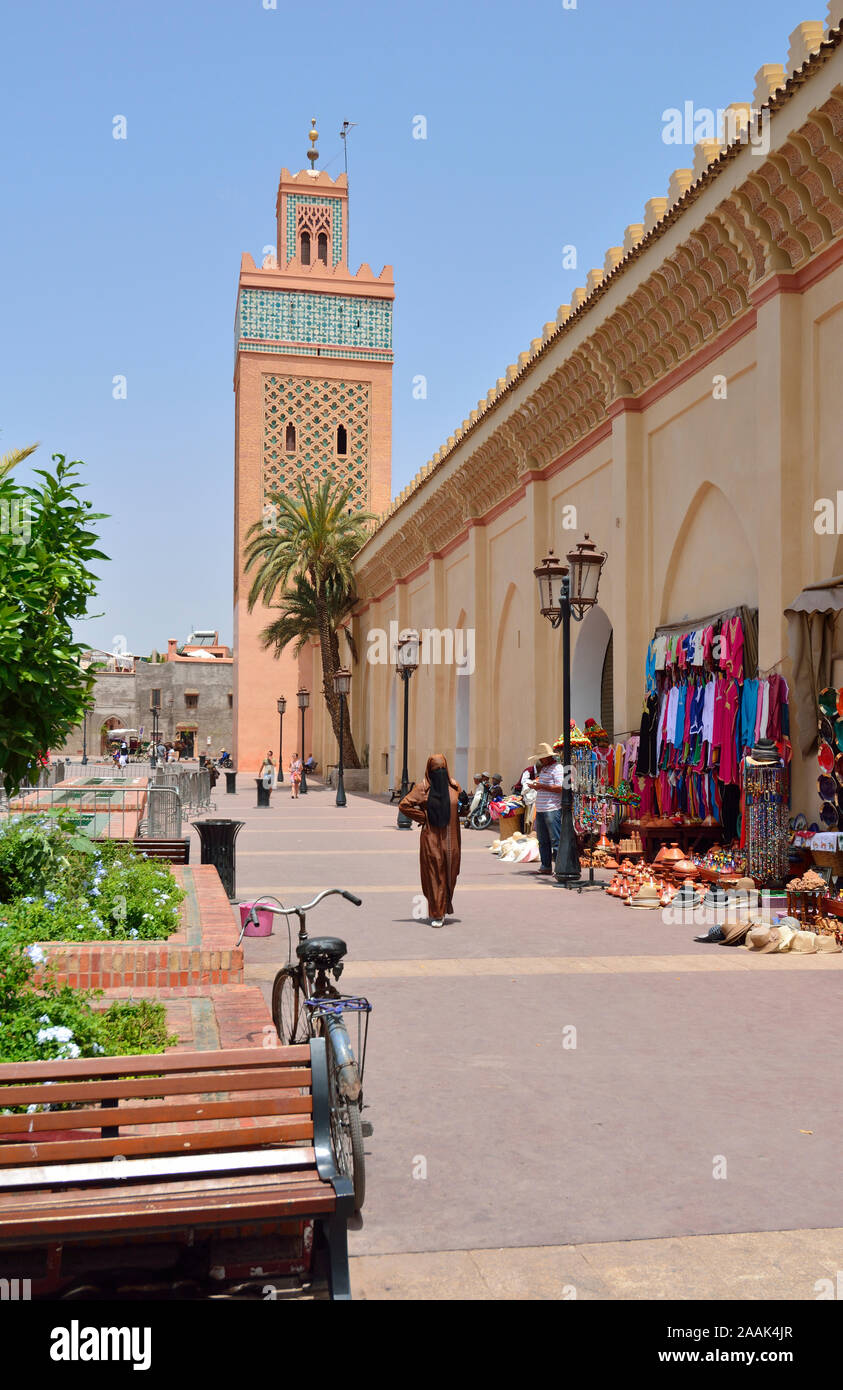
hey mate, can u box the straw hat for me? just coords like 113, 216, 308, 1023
528, 742, 556, 763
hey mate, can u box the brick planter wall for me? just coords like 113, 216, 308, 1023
35, 865, 244, 989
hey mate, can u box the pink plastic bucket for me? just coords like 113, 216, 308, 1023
239, 903, 274, 937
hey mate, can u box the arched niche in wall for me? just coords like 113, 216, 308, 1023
571, 605, 612, 732
491, 582, 526, 775
660, 482, 757, 626
99, 716, 123, 754
446, 608, 469, 788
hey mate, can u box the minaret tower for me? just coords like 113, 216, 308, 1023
233, 122, 394, 771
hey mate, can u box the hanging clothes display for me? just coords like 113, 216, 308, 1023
632, 607, 791, 838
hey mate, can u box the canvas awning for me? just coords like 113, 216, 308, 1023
784, 576, 843, 755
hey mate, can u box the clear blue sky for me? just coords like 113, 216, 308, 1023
1, 0, 812, 654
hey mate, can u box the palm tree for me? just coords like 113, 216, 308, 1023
244, 478, 375, 768
0, 441, 38, 481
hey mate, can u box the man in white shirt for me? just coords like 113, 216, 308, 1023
526, 742, 566, 874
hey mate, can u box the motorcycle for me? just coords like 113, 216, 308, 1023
464, 775, 494, 831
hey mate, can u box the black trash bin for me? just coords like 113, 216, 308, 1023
255, 777, 272, 808
194, 819, 244, 901
199, 754, 206, 768
225, 770, 237, 794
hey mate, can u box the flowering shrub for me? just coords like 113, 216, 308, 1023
0, 940, 176, 1065
0, 817, 185, 943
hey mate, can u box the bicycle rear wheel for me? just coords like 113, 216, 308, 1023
271, 967, 310, 1045
324, 1028, 365, 1211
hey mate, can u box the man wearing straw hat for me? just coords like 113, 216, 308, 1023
526, 743, 566, 875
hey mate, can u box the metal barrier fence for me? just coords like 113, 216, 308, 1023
146, 785, 182, 838
152, 766, 212, 816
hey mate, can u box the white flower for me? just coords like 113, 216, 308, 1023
58, 1042, 81, 1059
36, 1025, 73, 1045
39, 1014, 51, 1024
91, 1043, 104, 1055
24, 945, 46, 965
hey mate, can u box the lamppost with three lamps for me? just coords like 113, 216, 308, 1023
534, 534, 607, 887
332, 667, 351, 807
395, 630, 419, 829
297, 687, 310, 794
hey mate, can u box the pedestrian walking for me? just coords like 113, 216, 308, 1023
525, 742, 565, 874
260, 750, 276, 788
289, 753, 303, 798
398, 753, 462, 927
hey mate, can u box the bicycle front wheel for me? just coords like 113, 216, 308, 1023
272, 967, 310, 1045
324, 1029, 365, 1210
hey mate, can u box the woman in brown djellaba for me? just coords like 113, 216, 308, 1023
399, 754, 462, 928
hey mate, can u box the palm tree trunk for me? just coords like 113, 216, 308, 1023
316, 600, 361, 769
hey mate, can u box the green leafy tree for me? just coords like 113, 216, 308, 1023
244, 479, 373, 768
0, 452, 108, 794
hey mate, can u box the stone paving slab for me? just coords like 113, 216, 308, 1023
351, 1227, 843, 1300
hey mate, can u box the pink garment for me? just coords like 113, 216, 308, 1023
755, 679, 768, 740
766, 674, 788, 742
762, 681, 773, 745
701, 625, 715, 663
724, 616, 744, 681
718, 679, 741, 784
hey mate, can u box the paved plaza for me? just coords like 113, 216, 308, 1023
189, 777, 843, 1300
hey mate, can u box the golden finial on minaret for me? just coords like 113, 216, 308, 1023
307, 118, 319, 172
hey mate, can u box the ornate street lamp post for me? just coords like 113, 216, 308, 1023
297, 687, 310, 794
332, 667, 351, 807
534, 534, 607, 886
395, 630, 419, 829
150, 690, 161, 769
276, 696, 286, 783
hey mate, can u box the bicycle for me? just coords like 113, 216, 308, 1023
240, 888, 370, 1211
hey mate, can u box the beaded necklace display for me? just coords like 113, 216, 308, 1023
745, 757, 788, 886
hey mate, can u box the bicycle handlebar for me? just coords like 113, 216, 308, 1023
249, 887, 362, 917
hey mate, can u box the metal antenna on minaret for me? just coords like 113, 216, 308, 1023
340, 121, 357, 178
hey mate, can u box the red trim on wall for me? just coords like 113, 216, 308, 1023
607, 310, 757, 417
750, 236, 843, 306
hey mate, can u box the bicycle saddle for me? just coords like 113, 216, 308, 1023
296, 936, 348, 965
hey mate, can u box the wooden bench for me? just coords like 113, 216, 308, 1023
131, 837, 191, 863
0, 1040, 353, 1299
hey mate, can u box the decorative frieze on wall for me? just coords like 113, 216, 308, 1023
237, 287, 393, 358
262, 374, 371, 521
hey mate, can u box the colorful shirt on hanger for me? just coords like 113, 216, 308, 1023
740, 678, 758, 752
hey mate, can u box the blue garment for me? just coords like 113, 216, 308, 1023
673, 684, 688, 750
741, 678, 758, 752
644, 641, 656, 696
535, 809, 562, 871
689, 682, 704, 739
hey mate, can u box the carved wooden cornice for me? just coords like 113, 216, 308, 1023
355, 81, 843, 604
